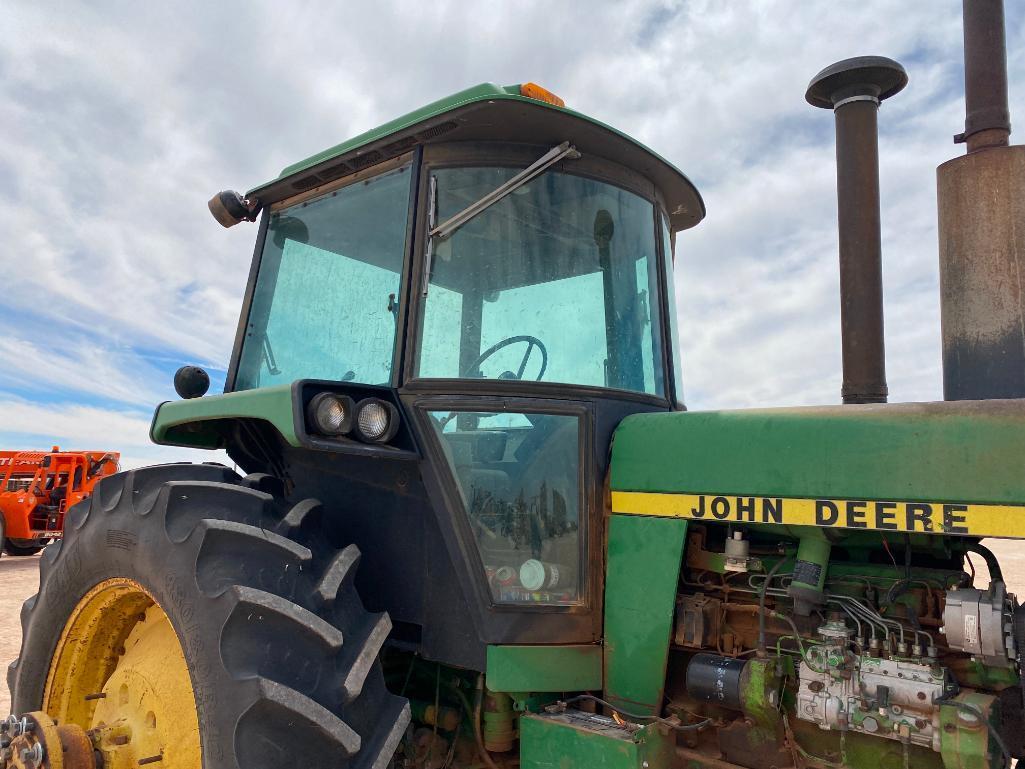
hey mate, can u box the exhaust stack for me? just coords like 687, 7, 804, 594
956, 0, 1010, 153
807, 57, 908, 404
939, 0, 1025, 400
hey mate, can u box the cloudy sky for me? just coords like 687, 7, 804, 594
1, 1, 1023, 468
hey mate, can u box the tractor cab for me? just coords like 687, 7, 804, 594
154, 82, 704, 668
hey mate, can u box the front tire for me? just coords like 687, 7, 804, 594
8, 463, 409, 769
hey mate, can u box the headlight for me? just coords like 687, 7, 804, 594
307, 393, 354, 436
355, 398, 400, 443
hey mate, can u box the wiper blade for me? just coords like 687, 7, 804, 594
421, 141, 580, 296
430, 141, 580, 241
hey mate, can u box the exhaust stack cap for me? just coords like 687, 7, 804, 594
806, 56, 907, 110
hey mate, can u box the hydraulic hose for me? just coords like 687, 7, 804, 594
966, 542, 1003, 583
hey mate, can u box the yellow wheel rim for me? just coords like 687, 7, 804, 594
42, 578, 202, 769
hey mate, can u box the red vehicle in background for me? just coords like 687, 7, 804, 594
0, 447, 120, 556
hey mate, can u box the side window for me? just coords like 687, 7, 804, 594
428, 410, 582, 605
235, 164, 412, 390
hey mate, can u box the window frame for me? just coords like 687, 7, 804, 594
656, 209, 686, 409
403, 142, 675, 405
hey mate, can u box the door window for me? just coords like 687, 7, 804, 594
428, 410, 582, 605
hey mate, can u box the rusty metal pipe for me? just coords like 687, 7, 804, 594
807, 57, 908, 404
956, 0, 1011, 152
939, 0, 1025, 401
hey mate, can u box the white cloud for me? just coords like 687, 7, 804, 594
0, 399, 228, 470
0, 336, 166, 407
1, 0, 1023, 464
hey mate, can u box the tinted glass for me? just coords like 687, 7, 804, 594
236, 165, 411, 389
418, 167, 664, 395
429, 410, 582, 605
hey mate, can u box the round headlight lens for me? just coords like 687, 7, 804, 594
307, 393, 354, 436
355, 398, 399, 443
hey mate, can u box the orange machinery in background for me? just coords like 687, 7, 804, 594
0, 447, 120, 557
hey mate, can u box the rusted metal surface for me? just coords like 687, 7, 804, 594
938, 145, 1025, 400
55, 725, 95, 769
0, 711, 96, 769
716, 720, 792, 769
806, 57, 907, 404
833, 98, 889, 404
956, 0, 1011, 152
675, 745, 754, 769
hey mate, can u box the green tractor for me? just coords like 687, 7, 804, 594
6, 6, 1025, 768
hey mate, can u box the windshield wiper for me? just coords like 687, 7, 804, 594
421, 141, 581, 295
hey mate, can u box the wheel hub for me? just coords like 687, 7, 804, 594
0, 711, 94, 769
4, 579, 201, 769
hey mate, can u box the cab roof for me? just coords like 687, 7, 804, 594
247, 82, 705, 232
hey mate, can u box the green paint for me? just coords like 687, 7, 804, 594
611, 401, 1025, 505
939, 692, 1000, 769
962, 658, 1018, 689
485, 645, 602, 694
150, 385, 298, 449
248, 83, 687, 201
520, 714, 672, 769
603, 514, 686, 715
792, 535, 831, 592
508, 692, 560, 714
739, 658, 782, 729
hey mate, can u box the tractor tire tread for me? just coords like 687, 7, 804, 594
9, 463, 408, 769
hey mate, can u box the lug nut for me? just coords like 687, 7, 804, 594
5, 717, 29, 739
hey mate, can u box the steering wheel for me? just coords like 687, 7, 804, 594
464, 335, 548, 381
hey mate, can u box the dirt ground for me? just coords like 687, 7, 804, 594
0, 553, 40, 715
1, 541, 1025, 717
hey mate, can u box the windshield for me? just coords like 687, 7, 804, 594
417, 167, 665, 396
235, 163, 411, 390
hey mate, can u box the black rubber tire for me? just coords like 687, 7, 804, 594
2, 538, 43, 556
8, 463, 410, 769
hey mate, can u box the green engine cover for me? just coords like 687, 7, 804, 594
609, 399, 1025, 538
